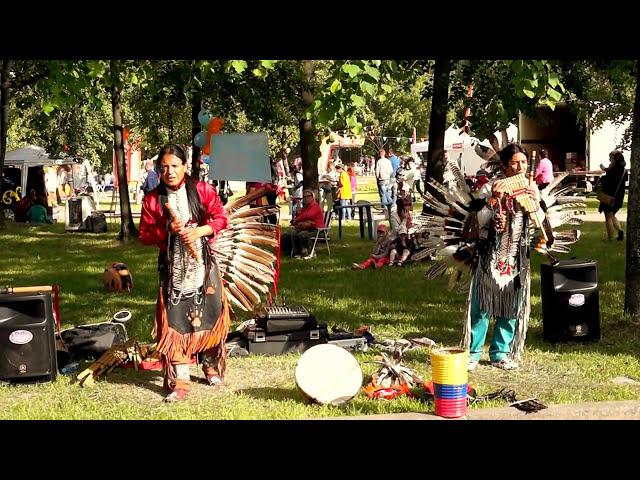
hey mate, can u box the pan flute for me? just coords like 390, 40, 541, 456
164, 202, 200, 262
493, 173, 547, 240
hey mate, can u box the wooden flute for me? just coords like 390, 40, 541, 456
164, 202, 200, 262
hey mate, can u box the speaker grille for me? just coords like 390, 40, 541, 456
0, 293, 57, 383
541, 260, 600, 343
0, 330, 52, 378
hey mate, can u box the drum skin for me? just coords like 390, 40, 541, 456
295, 344, 363, 405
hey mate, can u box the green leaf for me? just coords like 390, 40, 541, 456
350, 94, 365, 108
377, 94, 387, 102
381, 84, 393, 93
523, 88, 536, 99
547, 87, 562, 102
130, 73, 139, 85
317, 109, 333, 125
372, 60, 381, 67
231, 60, 248, 74
88, 62, 105, 79
363, 66, 380, 81
342, 64, 362, 78
252, 68, 265, 77
43, 102, 55, 115
330, 79, 342, 93
313, 99, 322, 110
360, 80, 375, 96
346, 114, 357, 128
548, 71, 559, 88
260, 60, 276, 70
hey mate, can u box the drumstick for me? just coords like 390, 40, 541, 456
164, 202, 200, 262
0, 286, 52, 294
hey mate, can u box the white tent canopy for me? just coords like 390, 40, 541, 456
3, 145, 102, 204
4, 145, 63, 197
5, 145, 57, 165
410, 125, 487, 175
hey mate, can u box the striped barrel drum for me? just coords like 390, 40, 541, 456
430, 348, 468, 418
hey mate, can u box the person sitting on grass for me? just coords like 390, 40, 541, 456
352, 223, 391, 270
26, 196, 50, 225
388, 232, 415, 267
14, 189, 37, 223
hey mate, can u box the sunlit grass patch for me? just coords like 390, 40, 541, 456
0, 217, 637, 419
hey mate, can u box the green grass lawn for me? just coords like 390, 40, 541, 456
0, 204, 637, 419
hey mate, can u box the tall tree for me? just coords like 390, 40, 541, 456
191, 93, 202, 177
300, 60, 317, 194
109, 60, 138, 241
625, 60, 640, 316
0, 60, 11, 228
361, 72, 432, 157
9, 86, 113, 171
0, 60, 52, 228
426, 59, 451, 182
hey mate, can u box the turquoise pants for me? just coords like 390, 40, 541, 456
469, 286, 517, 362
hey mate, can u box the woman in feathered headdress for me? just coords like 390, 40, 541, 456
464, 143, 539, 371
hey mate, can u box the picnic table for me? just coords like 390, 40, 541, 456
334, 201, 392, 240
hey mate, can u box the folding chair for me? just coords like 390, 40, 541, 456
307, 209, 333, 258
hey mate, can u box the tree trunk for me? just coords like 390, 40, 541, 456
625, 60, 640, 316
0, 60, 12, 229
299, 60, 318, 195
110, 61, 138, 241
191, 95, 201, 179
426, 59, 451, 183
282, 149, 291, 177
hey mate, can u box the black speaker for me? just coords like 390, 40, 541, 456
0, 292, 58, 383
68, 198, 83, 226
541, 259, 600, 343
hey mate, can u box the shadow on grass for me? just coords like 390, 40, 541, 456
2, 219, 638, 391
93, 368, 166, 396
237, 386, 304, 403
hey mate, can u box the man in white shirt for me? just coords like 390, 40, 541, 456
375, 149, 393, 206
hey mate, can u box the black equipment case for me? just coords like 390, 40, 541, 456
244, 324, 328, 355
255, 305, 316, 334
259, 316, 320, 333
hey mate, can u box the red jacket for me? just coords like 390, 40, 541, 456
139, 180, 228, 252
293, 199, 324, 229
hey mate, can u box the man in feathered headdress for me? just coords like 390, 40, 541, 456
139, 144, 231, 402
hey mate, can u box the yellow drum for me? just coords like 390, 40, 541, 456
430, 347, 468, 385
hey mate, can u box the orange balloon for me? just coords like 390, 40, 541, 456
208, 117, 224, 135
202, 143, 211, 155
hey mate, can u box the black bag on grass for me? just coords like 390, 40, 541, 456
58, 322, 128, 360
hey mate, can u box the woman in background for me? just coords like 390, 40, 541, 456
598, 150, 628, 241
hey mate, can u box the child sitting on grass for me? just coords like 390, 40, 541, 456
352, 223, 391, 270
388, 232, 415, 267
